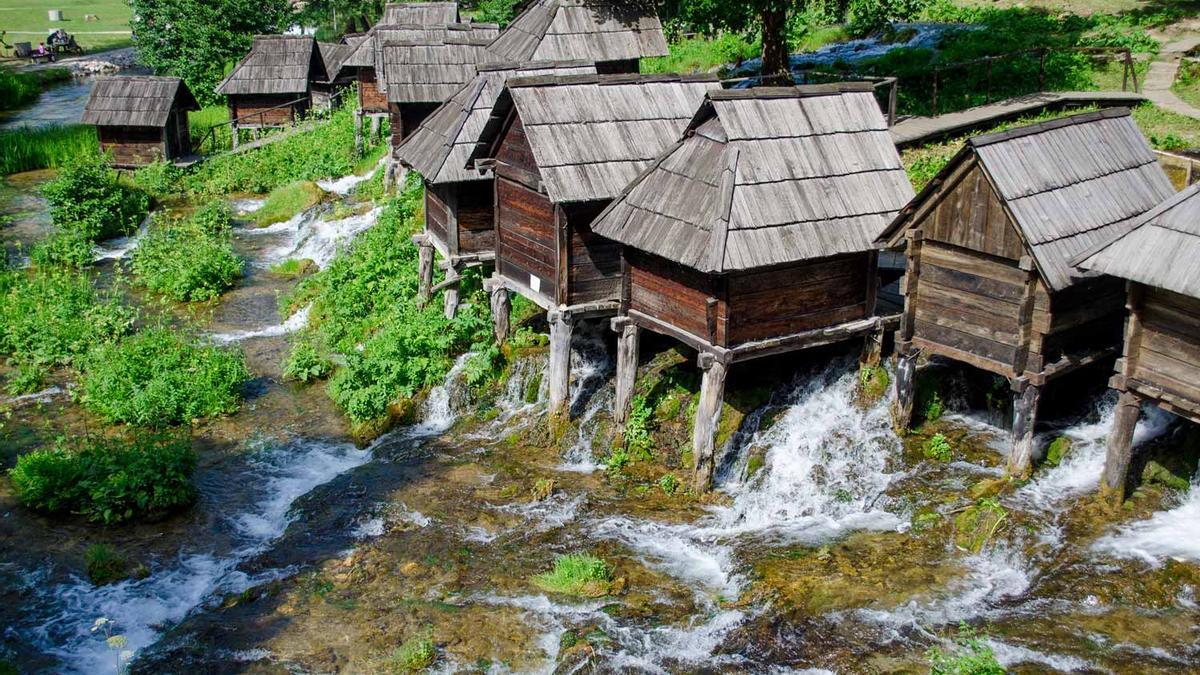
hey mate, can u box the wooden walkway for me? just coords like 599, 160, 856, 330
890, 91, 1147, 147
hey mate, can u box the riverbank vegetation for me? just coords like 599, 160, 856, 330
0, 125, 97, 175
254, 180, 326, 226
0, 67, 71, 111
43, 155, 149, 242
8, 431, 197, 524
132, 202, 243, 302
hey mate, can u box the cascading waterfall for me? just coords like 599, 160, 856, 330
1093, 471, 1200, 565
560, 326, 614, 472
209, 303, 311, 344
263, 206, 380, 269
92, 219, 148, 262
14, 357, 473, 674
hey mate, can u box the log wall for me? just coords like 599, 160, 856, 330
922, 160, 1024, 261
1128, 286, 1200, 411
97, 126, 165, 167
425, 183, 451, 250
627, 250, 727, 346
725, 254, 870, 346
495, 176, 556, 300
457, 180, 494, 255
565, 201, 621, 306
228, 94, 305, 127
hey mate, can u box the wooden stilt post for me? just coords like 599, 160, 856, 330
893, 347, 917, 432
382, 156, 393, 194
860, 320, 884, 369
693, 352, 728, 493
415, 235, 433, 308
354, 108, 364, 156
611, 317, 640, 427
485, 277, 511, 344
231, 122, 240, 149
369, 115, 380, 142
547, 309, 573, 415
1008, 378, 1041, 478
443, 266, 461, 320
1101, 389, 1141, 506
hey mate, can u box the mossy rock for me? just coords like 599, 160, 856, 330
954, 499, 1008, 553
858, 365, 890, 403
1044, 436, 1072, 468
1141, 461, 1191, 491
522, 371, 543, 404
746, 449, 766, 478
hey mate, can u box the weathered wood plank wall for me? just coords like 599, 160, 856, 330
98, 126, 165, 166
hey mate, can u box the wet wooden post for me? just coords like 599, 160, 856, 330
443, 266, 460, 320
893, 347, 917, 430
415, 234, 434, 308
1101, 389, 1141, 505
1009, 378, 1041, 478
354, 107, 364, 156
611, 317, 639, 427
547, 309, 573, 415
693, 352, 728, 492
231, 121, 240, 149
860, 320, 885, 369
893, 229, 922, 431
485, 278, 510, 344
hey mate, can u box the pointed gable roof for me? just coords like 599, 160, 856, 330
382, 2, 459, 24
395, 59, 597, 183
486, 0, 667, 63
216, 35, 322, 96
590, 84, 913, 273
471, 72, 721, 204
82, 76, 198, 127
380, 36, 499, 103
877, 108, 1174, 291
1076, 182, 1200, 298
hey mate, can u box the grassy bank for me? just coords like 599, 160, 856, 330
0, 0, 133, 52
0, 67, 71, 111
0, 125, 96, 175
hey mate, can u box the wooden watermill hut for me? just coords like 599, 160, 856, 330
312, 41, 357, 110
470, 72, 721, 415
81, 76, 199, 168
590, 84, 915, 490
485, 0, 669, 74
215, 35, 326, 145
1075, 182, 1200, 504
394, 59, 597, 318
876, 108, 1175, 477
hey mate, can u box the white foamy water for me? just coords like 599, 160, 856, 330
92, 221, 148, 262
493, 492, 585, 534
2, 385, 65, 407
986, 638, 1093, 672
264, 206, 379, 269
229, 197, 266, 216
20, 359, 469, 673
413, 352, 474, 436
559, 328, 613, 473
316, 158, 387, 195
1094, 474, 1200, 566
209, 304, 311, 345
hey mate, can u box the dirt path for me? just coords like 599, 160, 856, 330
1143, 24, 1200, 120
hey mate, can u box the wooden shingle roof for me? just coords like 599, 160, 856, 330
395, 59, 597, 183
473, 72, 721, 204
487, 0, 667, 63
216, 35, 323, 96
382, 2, 459, 24
317, 41, 355, 83
877, 108, 1174, 291
591, 85, 913, 273
1076, 182, 1200, 298
81, 76, 198, 128
343, 21, 499, 71
380, 37, 499, 103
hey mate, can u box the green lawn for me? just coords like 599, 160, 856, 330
0, 0, 132, 54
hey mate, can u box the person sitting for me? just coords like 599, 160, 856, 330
33, 42, 55, 62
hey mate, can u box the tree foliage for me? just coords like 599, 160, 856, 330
130, 0, 291, 107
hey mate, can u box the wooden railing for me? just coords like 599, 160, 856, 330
194, 96, 310, 154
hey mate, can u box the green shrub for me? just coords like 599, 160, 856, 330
475, 0, 521, 26
658, 473, 679, 495
8, 432, 197, 524
187, 103, 363, 195
132, 161, 184, 200
291, 174, 493, 425
131, 202, 243, 302
85, 544, 129, 585
0, 67, 43, 111
605, 448, 631, 476
531, 554, 613, 597
283, 338, 332, 383
923, 433, 952, 462
0, 125, 98, 176
41, 155, 149, 242
624, 395, 655, 459
926, 622, 1006, 675
29, 229, 96, 270
5, 362, 48, 395
642, 33, 760, 74
79, 327, 250, 426
0, 268, 135, 368
254, 180, 325, 227
463, 343, 506, 392
383, 633, 436, 672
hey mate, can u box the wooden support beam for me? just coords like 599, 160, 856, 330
416, 239, 434, 308
1100, 389, 1141, 506
893, 347, 917, 432
860, 321, 885, 368
443, 266, 461, 320
547, 309, 574, 415
612, 318, 640, 427
692, 356, 728, 493
1008, 378, 1041, 478
489, 281, 511, 344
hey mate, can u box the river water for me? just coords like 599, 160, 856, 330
2, 168, 1199, 673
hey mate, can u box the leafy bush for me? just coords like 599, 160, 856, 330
847, 0, 930, 37
0, 268, 134, 368
5, 362, 48, 395
624, 395, 655, 459
290, 174, 494, 425
187, 104, 363, 195
658, 473, 680, 495
0, 125, 97, 175
642, 33, 760, 74
85, 544, 129, 585
531, 554, 613, 597
132, 161, 184, 200
383, 633, 436, 672
254, 180, 325, 226
131, 202, 243, 302
605, 448, 631, 476
79, 327, 250, 426
283, 338, 332, 383
30, 229, 95, 270
42, 155, 150, 242
926, 622, 1006, 675
475, 0, 521, 26
8, 432, 197, 524
923, 433, 952, 462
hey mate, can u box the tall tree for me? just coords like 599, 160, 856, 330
131, 0, 292, 107
663, 0, 800, 82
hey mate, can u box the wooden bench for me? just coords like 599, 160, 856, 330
14, 42, 55, 64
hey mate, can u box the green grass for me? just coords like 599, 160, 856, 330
0, 124, 96, 175
642, 33, 760, 75
530, 554, 613, 597
1130, 102, 1200, 151
254, 180, 325, 226
0, 66, 70, 111
84, 544, 129, 585
189, 105, 232, 154
1173, 59, 1200, 112
0, 0, 133, 53
268, 258, 317, 279
381, 634, 437, 673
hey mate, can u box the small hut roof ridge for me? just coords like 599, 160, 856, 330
216, 35, 321, 96
380, 36, 499, 103
486, 0, 668, 64
82, 75, 198, 127
1075, 182, 1200, 299
590, 85, 914, 273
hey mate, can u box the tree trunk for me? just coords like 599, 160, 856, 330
760, 7, 790, 85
